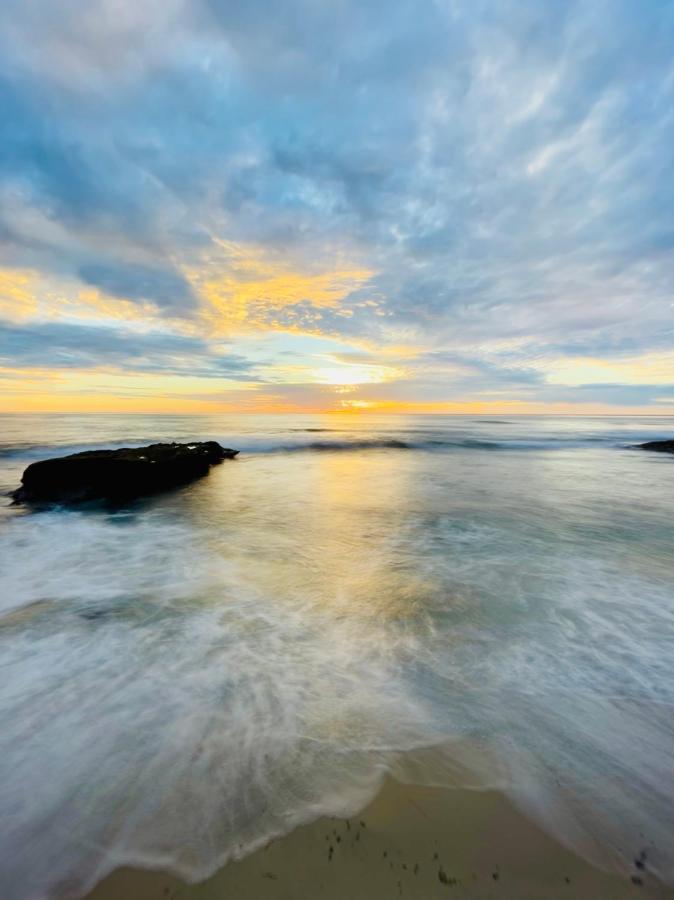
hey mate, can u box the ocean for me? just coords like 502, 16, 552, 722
1, 414, 674, 897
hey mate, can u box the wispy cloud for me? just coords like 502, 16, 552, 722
0, 319, 257, 379
1, 0, 673, 410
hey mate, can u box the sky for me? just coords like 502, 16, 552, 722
1, 0, 674, 414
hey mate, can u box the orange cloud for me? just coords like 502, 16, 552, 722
0, 268, 185, 329
0, 270, 39, 320
190, 241, 373, 336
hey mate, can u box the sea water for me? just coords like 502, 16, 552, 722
1, 414, 674, 897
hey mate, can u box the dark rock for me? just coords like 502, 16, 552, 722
637, 440, 674, 454
11, 441, 238, 505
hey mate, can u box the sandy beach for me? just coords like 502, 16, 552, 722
87, 778, 673, 900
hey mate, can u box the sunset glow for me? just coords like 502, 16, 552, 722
1, 1, 673, 414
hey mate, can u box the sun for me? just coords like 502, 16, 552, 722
311, 363, 398, 386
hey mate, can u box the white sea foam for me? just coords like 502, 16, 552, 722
1, 414, 674, 897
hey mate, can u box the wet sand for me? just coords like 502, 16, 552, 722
87, 779, 673, 900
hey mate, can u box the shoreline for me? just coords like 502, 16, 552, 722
86, 778, 673, 900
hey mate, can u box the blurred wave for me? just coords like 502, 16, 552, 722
1, 414, 674, 897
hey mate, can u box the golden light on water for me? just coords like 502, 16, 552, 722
190, 441, 435, 626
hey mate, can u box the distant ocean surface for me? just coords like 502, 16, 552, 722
1, 414, 674, 897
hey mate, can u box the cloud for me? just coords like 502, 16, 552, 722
0, 319, 256, 379
78, 262, 196, 314
0, 0, 673, 409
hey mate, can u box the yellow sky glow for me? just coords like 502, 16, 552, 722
0, 270, 39, 321
1, 249, 674, 414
